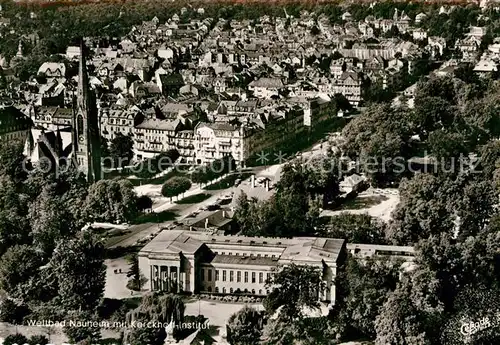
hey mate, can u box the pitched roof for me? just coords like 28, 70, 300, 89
140, 230, 345, 265
249, 77, 284, 88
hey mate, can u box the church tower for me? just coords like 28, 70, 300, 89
73, 39, 101, 182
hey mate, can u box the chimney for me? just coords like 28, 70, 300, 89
251, 175, 255, 188
205, 218, 209, 229
266, 180, 270, 191
189, 226, 193, 231
222, 210, 226, 218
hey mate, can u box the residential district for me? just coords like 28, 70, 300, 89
0, 1, 499, 345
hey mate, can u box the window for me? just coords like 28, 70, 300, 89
237, 271, 241, 282
201, 269, 205, 282
208, 286, 212, 292
259, 289, 262, 295
230, 270, 234, 282
208, 269, 212, 282
235, 253, 239, 256
215, 270, 219, 281
222, 252, 225, 255
259, 272, 263, 284
223, 270, 227, 282
222, 287, 226, 293
266, 273, 270, 282
244, 272, 248, 283
252, 272, 256, 283
215, 287, 219, 293
230, 288, 233, 293
252, 289, 255, 294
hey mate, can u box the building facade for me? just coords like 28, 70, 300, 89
139, 230, 346, 304
0, 106, 32, 143
194, 122, 246, 166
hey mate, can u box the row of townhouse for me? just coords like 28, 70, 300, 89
29, 90, 337, 167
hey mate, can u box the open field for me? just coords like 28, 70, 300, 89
322, 188, 399, 221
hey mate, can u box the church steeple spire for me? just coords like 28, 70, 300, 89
78, 39, 89, 106
73, 38, 101, 183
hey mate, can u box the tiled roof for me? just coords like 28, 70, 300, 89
140, 230, 345, 264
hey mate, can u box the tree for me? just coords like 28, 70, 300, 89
0, 175, 30, 256
0, 297, 30, 324
85, 179, 138, 223
374, 271, 444, 345
335, 256, 400, 338
3, 334, 29, 345
63, 310, 101, 343
264, 264, 324, 321
28, 335, 49, 345
234, 162, 339, 238
137, 195, 153, 212
161, 176, 191, 201
376, 228, 500, 345
0, 245, 44, 302
123, 293, 185, 345
126, 253, 147, 292
477, 140, 500, 179
233, 191, 250, 231
227, 306, 263, 345
0, 141, 28, 183
109, 132, 134, 167
100, 136, 111, 166
455, 178, 496, 240
49, 230, 106, 312
462, 90, 500, 147
387, 174, 455, 245
341, 104, 412, 186
427, 129, 468, 162
29, 185, 81, 255
310, 25, 320, 35
411, 96, 456, 141
262, 316, 339, 345
324, 213, 386, 244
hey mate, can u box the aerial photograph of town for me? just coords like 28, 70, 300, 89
0, 0, 498, 344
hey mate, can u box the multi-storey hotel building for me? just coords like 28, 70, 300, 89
138, 230, 347, 304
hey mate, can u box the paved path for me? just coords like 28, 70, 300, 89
185, 300, 264, 327
321, 188, 400, 222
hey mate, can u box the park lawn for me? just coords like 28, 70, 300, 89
204, 172, 253, 191
246, 117, 347, 166
147, 166, 191, 185
123, 166, 192, 186
102, 167, 137, 180
175, 193, 212, 204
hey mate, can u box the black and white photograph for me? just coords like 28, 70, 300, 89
0, 0, 498, 344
